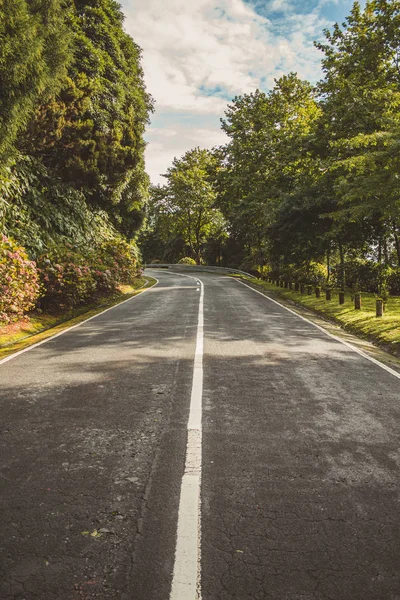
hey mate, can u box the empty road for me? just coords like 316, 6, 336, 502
1, 269, 400, 600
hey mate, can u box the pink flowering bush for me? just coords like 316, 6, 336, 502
97, 240, 140, 284
0, 236, 141, 319
37, 239, 141, 310
0, 236, 40, 323
37, 250, 96, 310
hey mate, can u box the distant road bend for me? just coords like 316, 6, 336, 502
1, 269, 400, 600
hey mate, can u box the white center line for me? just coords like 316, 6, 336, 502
170, 275, 204, 600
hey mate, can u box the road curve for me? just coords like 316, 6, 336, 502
1, 270, 400, 600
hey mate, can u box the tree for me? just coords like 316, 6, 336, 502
316, 0, 400, 266
216, 74, 321, 269
18, 0, 154, 236
149, 148, 223, 264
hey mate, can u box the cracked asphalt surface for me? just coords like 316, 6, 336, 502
1, 270, 400, 599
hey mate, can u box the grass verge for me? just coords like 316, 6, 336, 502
0, 276, 157, 360
232, 276, 400, 359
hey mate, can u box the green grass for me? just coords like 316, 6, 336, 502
236, 277, 400, 357
0, 276, 157, 360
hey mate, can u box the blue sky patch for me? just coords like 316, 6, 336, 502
198, 85, 233, 100
121, 0, 369, 183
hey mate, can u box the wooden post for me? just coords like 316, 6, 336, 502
376, 299, 384, 317
354, 293, 361, 310
339, 291, 345, 305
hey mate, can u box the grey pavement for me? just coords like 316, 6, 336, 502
1, 270, 400, 599
0, 272, 198, 600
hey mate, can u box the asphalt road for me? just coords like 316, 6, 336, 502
1, 270, 400, 600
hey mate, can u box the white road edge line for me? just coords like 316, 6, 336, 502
234, 278, 400, 381
0, 277, 159, 366
170, 273, 204, 600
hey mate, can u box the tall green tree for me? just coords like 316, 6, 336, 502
19, 0, 153, 235
316, 0, 400, 266
217, 74, 321, 268
149, 148, 223, 264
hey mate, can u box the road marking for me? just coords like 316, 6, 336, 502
0, 278, 159, 366
234, 278, 400, 381
170, 275, 204, 600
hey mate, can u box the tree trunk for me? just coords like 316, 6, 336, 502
339, 242, 345, 291
326, 247, 331, 282
195, 229, 201, 265
384, 238, 389, 265
187, 210, 194, 259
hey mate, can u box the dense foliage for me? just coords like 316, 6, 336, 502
0, 0, 152, 323
0, 156, 116, 258
0, 0, 72, 166
19, 0, 153, 234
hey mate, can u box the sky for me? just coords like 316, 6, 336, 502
120, 0, 359, 185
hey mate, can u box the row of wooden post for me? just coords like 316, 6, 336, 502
268, 279, 384, 317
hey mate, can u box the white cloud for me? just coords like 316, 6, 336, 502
145, 120, 228, 182
123, 0, 276, 112
120, 0, 333, 183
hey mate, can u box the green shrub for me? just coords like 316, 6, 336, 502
284, 262, 327, 285
97, 240, 141, 284
330, 259, 400, 295
178, 256, 197, 265
0, 235, 40, 323
302, 262, 327, 285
